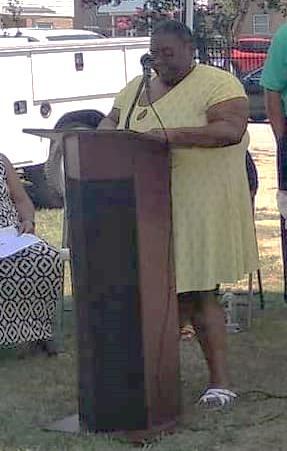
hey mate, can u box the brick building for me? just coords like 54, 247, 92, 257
239, 2, 286, 37
0, 0, 74, 29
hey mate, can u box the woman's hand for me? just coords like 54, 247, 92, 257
18, 220, 35, 235
0, 154, 35, 235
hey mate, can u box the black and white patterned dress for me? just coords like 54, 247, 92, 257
0, 158, 62, 345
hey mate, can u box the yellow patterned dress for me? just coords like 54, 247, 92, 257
114, 64, 259, 293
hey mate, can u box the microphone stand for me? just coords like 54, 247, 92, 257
143, 66, 152, 100
124, 59, 152, 130
124, 77, 145, 130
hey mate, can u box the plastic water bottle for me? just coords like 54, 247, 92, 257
221, 292, 241, 333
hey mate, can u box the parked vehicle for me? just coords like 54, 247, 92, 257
0, 28, 106, 42
231, 36, 271, 76
241, 67, 266, 122
0, 36, 149, 207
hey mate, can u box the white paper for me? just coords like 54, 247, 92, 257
0, 226, 41, 258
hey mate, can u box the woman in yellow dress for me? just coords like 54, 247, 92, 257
98, 20, 259, 408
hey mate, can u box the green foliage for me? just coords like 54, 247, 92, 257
4, 0, 22, 26
81, 0, 113, 9
261, 0, 287, 14
80, 0, 287, 39
131, 0, 180, 34
191, 0, 286, 51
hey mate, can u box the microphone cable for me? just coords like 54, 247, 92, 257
124, 77, 145, 130
125, 52, 169, 148
147, 92, 169, 147
141, 65, 176, 405
144, 64, 169, 147
124, 58, 176, 402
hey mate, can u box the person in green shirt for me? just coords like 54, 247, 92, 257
260, 23, 287, 190
261, 23, 287, 301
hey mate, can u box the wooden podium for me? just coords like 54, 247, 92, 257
24, 128, 180, 439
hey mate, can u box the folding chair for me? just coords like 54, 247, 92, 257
218, 151, 264, 330
54, 200, 71, 351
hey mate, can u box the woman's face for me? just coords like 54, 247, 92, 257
150, 33, 194, 86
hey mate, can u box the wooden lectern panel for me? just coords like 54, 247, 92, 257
64, 130, 180, 433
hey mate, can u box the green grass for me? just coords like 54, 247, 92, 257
0, 209, 287, 450
35, 209, 63, 249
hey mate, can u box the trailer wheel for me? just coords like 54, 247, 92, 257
45, 110, 104, 204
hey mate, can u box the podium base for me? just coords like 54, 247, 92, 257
44, 414, 178, 443
44, 414, 79, 433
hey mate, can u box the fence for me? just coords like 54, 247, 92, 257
197, 40, 267, 122
197, 40, 269, 79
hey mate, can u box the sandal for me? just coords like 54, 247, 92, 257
198, 388, 237, 409
180, 324, 196, 341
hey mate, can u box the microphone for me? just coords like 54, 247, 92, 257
140, 53, 168, 145
140, 53, 153, 91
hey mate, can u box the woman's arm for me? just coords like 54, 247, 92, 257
97, 108, 120, 130
148, 97, 249, 148
2, 154, 35, 234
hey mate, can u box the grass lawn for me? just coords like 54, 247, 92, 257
1, 144, 287, 450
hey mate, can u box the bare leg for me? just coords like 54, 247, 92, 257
178, 290, 229, 388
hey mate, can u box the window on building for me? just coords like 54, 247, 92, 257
253, 14, 270, 35
33, 23, 53, 29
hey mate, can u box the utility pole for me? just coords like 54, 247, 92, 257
185, 0, 194, 31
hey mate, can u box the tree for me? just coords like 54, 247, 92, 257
132, 0, 287, 41
132, 0, 180, 35
192, 0, 287, 73
81, 0, 112, 7
3, 0, 22, 28
81, 0, 287, 40
194, 0, 287, 45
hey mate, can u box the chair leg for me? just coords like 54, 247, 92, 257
53, 201, 72, 352
53, 206, 68, 353
257, 269, 264, 310
53, 261, 65, 353
51, 280, 64, 353
247, 272, 254, 329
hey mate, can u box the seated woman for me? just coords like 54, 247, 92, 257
0, 153, 62, 351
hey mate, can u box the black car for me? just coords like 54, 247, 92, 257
241, 67, 266, 122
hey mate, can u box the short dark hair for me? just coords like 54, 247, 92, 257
152, 20, 193, 43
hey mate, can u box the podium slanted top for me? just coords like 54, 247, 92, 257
23, 128, 68, 142
23, 128, 169, 150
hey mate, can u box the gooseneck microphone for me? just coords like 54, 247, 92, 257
140, 53, 153, 91
124, 53, 153, 129
125, 52, 167, 139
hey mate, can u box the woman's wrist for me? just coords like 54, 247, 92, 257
18, 219, 35, 235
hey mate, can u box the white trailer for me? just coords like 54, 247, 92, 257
0, 37, 149, 206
